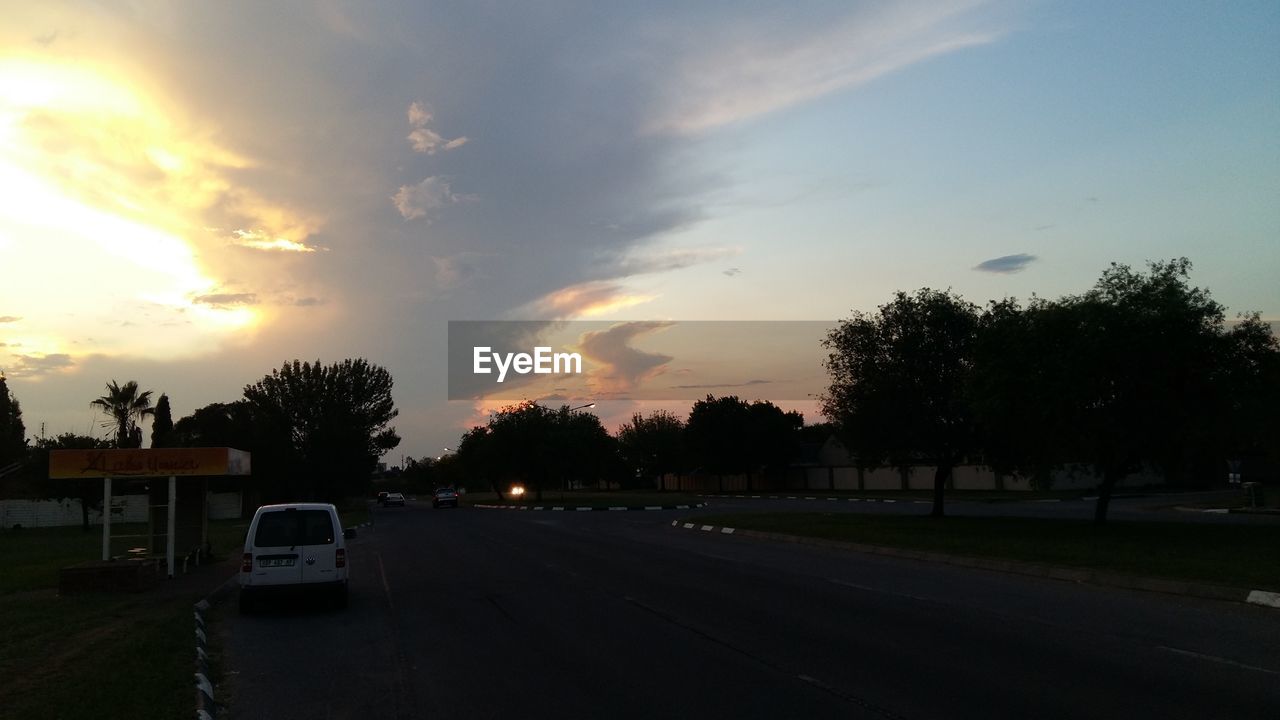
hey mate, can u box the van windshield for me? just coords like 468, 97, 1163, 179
255, 510, 335, 547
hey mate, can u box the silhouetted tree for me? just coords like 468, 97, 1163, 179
34, 433, 114, 531
822, 289, 980, 517
0, 373, 25, 469
243, 359, 400, 501
150, 394, 173, 448
617, 410, 687, 488
685, 395, 802, 490
90, 380, 154, 448
973, 259, 1266, 523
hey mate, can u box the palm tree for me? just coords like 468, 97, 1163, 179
90, 380, 155, 448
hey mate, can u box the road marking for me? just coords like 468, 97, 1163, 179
683, 523, 695, 529
828, 578, 935, 604
646, 506, 662, 510
883, 499, 896, 503
700, 525, 714, 531
805, 497, 817, 500
609, 506, 626, 511
552, 506, 565, 511
577, 507, 591, 511
1202, 508, 1228, 514
721, 527, 735, 534
377, 552, 394, 611
1157, 646, 1279, 676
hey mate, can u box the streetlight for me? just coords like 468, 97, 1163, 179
568, 402, 596, 412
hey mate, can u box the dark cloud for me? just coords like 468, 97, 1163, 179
192, 293, 258, 308
973, 254, 1038, 274
670, 379, 770, 389
578, 322, 675, 395
8, 353, 75, 377
722, 267, 742, 277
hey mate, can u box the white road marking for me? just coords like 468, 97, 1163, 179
721, 527, 736, 534
377, 552, 393, 611
1246, 590, 1280, 608
700, 525, 714, 531
1157, 646, 1279, 676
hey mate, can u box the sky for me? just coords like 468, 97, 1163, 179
1, 1, 1277, 462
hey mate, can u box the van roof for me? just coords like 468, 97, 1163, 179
255, 503, 338, 512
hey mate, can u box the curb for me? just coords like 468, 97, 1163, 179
698, 494, 915, 504
669, 520, 1280, 611
474, 503, 707, 512
193, 574, 238, 718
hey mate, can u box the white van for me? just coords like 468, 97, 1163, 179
239, 503, 352, 612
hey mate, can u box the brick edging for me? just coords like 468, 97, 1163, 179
669, 520, 1280, 610
193, 576, 237, 719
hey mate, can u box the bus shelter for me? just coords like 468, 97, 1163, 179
49, 447, 251, 578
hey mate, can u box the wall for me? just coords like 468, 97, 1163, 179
0, 491, 244, 529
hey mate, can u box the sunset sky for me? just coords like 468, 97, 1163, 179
2, 1, 1277, 460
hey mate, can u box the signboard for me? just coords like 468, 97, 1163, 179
48, 447, 251, 479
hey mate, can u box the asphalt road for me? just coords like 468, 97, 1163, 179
222, 502, 1280, 719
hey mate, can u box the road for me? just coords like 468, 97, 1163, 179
222, 502, 1280, 719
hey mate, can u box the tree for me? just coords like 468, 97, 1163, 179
243, 359, 401, 501
34, 433, 114, 532
89, 380, 154, 448
973, 259, 1262, 523
150, 394, 174, 448
0, 373, 26, 469
458, 401, 620, 501
822, 289, 981, 518
685, 395, 802, 490
617, 410, 687, 488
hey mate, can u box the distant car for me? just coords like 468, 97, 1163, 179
384, 492, 406, 507
239, 503, 353, 613
432, 487, 459, 508
376, 491, 388, 506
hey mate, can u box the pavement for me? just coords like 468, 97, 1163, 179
217, 501, 1280, 719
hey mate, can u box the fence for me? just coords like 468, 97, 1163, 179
0, 491, 244, 529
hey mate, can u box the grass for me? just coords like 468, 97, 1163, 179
688, 511, 1280, 591
460, 489, 702, 507
0, 514, 277, 720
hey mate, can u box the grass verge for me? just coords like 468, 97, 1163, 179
687, 512, 1280, 591
0, 518, 248, 720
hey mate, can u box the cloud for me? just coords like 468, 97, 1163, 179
973, 253, 1038, 274
608, 246, 739, 277
392, 176, 469, 221
578, 321, 676, 395
722, 267, 742, 277
647, 2, 1004, 134
0, 316, 21, 323
670, 379, 771, 389
7, 352, 75, 377
292, 297, 324, 307
193, 293, 258, 308
406, 101, 468, 154
229, 229, 318, 253
522, 281, 655, 319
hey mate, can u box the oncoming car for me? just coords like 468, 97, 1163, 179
384, 492, 406, 507
239, 503, 353, 613
432, 487, 459, 508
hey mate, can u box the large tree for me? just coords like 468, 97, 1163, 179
973, 259, 1268, 523
243, 359, 400, 501
685, 395, 802, 490
89, 380, 154, 448
616, 410, 687, 488
822, 288, 981, 518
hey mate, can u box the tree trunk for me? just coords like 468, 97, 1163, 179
1094, 468, 1121, 524
931, 463, 950, 518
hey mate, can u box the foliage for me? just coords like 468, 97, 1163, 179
685, 395, 802, 483
456, 401, 620, 500
149, 394, 173, 448
89, 380, 154, 448
617, 410, 687, 486
0, 374, 25, 468
30, 433, 114, 531
972, 259, 1273, 522
242, 359, 401, 501
821, 288, 981, 517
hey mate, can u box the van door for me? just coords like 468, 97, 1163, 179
299, 509, 339, 585
249, 508, 305, 586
